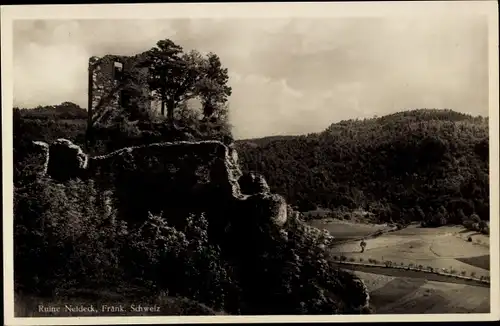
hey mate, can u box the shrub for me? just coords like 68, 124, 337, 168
449, 268, 456, 274
359, 257, 364, 262
14, 177, 372, 314
372, 259, 379, 264
348, 257, 356, 262
14, 178, 127, 295
418, 265, 423, 270
384, 261, 393, 267
123, 211, 234, 311
461, 270, 466, 276
468, 236, 473, 242
333, 255, 339, 261
340, 255, 347, 262
427, 266, 434, 272
470, 272, 476, 278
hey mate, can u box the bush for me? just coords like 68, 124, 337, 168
14, 178, 127, 295
461, 270, 466, 276
14, 177, 235, 311
427, 266, 434, 272
384, 261, 393, 267
468, 236, 473, 242
14, 177, 372, 315
123, 212, 233, 311
470, 271, 476, 278
359, 257, 364, 262
348, 257, 356, 262
340, 255, 347, 262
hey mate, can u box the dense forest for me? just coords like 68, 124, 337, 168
236, 109, 490, 228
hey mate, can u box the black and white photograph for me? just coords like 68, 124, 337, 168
2, 2, 499, 324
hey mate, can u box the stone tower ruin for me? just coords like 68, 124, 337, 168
87, 52, 155, 145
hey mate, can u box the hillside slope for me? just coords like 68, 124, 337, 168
235, 109, 489, 225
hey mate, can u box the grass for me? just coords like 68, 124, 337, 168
330, 224, 490, 280
321, 221, 490, 313
308, 219, 390, 242
351, 271, 490, 314
456, 255, 490, 271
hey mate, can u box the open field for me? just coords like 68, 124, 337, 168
309, 220, 491, 313
457, 255, 490, 271
308, 218, 393, 242
321, 223, 490, 279
352, 271, 490, 314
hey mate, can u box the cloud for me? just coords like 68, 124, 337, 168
12, 15, 489, 139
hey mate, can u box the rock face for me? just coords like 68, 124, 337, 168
40, 138, 286, 228
32, 138, 370, 313
239, 172, 270, 195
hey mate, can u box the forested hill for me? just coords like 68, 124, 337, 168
235, 109, 490, 226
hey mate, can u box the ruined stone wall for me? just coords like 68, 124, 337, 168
88, 53, 151, 129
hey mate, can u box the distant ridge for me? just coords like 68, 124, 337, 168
235, 109, 489, 226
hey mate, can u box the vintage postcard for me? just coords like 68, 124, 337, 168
2, 1, 499, 325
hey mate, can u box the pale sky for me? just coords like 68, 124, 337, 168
13, 16, 489, 139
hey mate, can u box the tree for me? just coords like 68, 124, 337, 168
360, 239, 367, 253
140, 39, 195, 121
141, 39, 232, 125
196, 52, 232, 121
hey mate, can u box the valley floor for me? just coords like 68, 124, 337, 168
315, 220, 491, 314
354, 270, 490, 314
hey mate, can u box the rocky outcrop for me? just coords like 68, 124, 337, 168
31, 141, 50, 176
239, 172, 270, 195
31, 137, 370, 314
38, 138, 286, 228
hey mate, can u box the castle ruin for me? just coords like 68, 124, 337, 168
87, 52, 159, 135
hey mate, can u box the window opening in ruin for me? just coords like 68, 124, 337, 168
120, 89, 132, 109
113, 61, 124, 81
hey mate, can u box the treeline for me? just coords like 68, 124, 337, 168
16, 102, 88, 120
236, 109, 490, 227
